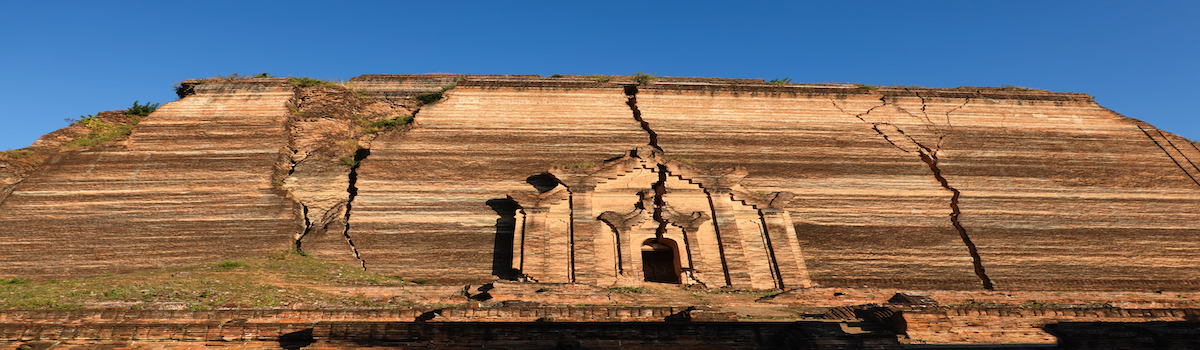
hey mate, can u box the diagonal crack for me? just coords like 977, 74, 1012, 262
625, 85, 661, 151
943, 97, 970, 129
1138, 126, 1200, 188
342, 148, 370, 270
1154, 129, 1200, 174
830, 96, 995, 290
916, 147, 995, 290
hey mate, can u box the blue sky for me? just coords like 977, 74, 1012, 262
1, 1, 1197, 150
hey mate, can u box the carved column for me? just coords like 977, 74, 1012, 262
706, 189, 754, 289
508, 187, 570, 283
519, 207, 550, 281
761, 208, 812, 288
664, 206, 715, 286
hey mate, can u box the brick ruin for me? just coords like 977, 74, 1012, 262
1, 74, 1198, 348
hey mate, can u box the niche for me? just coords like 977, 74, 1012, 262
641, 239, 680, 284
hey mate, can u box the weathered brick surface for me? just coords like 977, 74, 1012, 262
0, 314, 904, 350
0, 81, 298, 278
902, 307, 1200, 345
634, 84, 1200, 291
351, 79, 647, 280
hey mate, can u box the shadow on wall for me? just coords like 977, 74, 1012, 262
1043, 321, 1200, 349
278, 328, 315, 349
487, 198, 520, 280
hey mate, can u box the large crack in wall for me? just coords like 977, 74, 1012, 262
280, 82, 420, 270
341, 148, 369, 270
624, 84, 673, 245
624, 85, 661, 151
831, 95, 995, 290
916, 146, 995, 290
1138, 125, 1200, 188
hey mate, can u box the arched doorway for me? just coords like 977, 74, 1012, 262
641, 239, 680, 283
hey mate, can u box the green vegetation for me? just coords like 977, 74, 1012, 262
1, 278, 31, 285
1, 149, 36, 159
58, 101, 158, 148
768, 78, 792, 86
216, 260, 245, 269
665, 155, 695, 165
416, 85, 456, 105
124, 100, 159, 118
410, 278, 432, 285
632, 71, 656, 85
65, 116, 131, 147
586, 75, 615, 83
607, 286, 647, 293
339, 157, 358, 167
288, 76, 343, 89
950, 299, 1010, 308
999, 84, 1043, 92
560, 161, 594, 169
361, 115, 413, 134
853, 83, 880, 90
549, 74, 565, 78
0, 251, 407, 310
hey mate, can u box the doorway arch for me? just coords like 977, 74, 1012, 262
641, 238, 681, 284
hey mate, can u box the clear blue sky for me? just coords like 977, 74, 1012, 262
2, 1, 1197, 151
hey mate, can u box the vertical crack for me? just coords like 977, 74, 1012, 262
342, 148, 370, 270
652, 163, 669, 241
625, 85, 661, 151
567, 190, 577, 283
831, 96, 994, 290
624, 84, 672, 247
295, 204, 312, 249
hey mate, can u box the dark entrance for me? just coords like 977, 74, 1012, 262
641, 240, 680, 283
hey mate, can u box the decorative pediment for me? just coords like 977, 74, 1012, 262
506, 146, 811, 290
507, 184, 569, 210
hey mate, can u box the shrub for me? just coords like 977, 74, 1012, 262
411, 278, 431, 284
586, 75, 615, 83
124, 101, 159, 118
768, 78, 792, 86
253, 73, 273, 78
287, 77, 342, 89
853, 83, 879, 90
549, 74, 565, 78
415, 91, 444, 105
217, 260, 245, 269
632, 71, 656, 85
415, 85, 456, 105
362, 115, 413, 134
338, 157, 358, 167
173, 83, 194, 98
1000, 84, 1042, 92
2, 149, 36, 159
1, 278, 31, 285
64, 114, 136, 148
